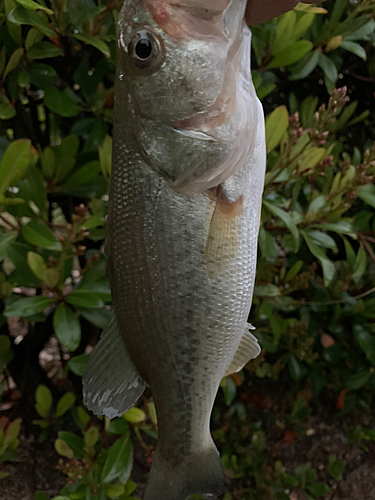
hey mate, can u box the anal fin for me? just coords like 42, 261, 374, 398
83, 316, 146, 419
225, 323, 261, 376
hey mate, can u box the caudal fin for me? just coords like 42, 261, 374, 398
145, 441, 224, 500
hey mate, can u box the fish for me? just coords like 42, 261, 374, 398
82, 1, 266, 499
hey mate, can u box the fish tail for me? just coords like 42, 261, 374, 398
145, 440, 224, 500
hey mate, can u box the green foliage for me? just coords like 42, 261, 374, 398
0, 418, 22, 477
0, 0, 374, 498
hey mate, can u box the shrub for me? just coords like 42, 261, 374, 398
0, 1, 374, 499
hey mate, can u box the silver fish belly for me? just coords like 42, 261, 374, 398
83, 1, 266, 499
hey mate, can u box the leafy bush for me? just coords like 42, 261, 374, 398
0, 0, 374, 499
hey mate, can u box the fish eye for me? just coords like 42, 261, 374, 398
129, 29, 163, 70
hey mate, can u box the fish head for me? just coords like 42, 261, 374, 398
116, 0, 258, 193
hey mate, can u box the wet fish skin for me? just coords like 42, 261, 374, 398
83, 1, 266, 499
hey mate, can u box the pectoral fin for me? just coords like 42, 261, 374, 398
225, 323, 261, 376
204, 187, 243, 280
83, 315, 146, 419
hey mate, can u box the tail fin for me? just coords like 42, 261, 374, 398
145, 441, 224, 500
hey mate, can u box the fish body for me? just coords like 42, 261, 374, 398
83, 1, 266, 499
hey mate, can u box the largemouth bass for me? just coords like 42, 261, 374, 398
83, 1, 266, 499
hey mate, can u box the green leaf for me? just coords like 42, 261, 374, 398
357, 184, 375, 209
4, 296, 54, 318
289, 50, 319, 80
78, 307, 111, 329
57, 431, 84, 458
35, 384, 52, 418
67, 354, 89, 376
0, 103, 16, 120
352, 244, 366, 284
289, 355, 307, 381
0, 139, 31, 195
302, 231, 335, 286
22, 221, 62, 250
254, 284, 280, 297
293, 12, 315, 39
258, 227, 279, 262
105, 483, 125, 498
299, 147, 326, 173
44, 88, 80, 118
306, 483, 331, 496
25, 26, 44, 50
66, 290, 104, 308
273, 11, 297, 55
265, 106, 289, 152
285, 260, 303, 282
42, 268, 60, 288
304, 230, 337, 251
101, 434, 133, 484
341, 40, 367, 60
346, 370, 371, 390
27, 251, 46, 279
84, 426, 99, 449
123, 407, 146, 423
35, 492, 51, 500
318, 53, 338, 82
72, 34, 111, 58
55, 392, 75, 418
8, 6, 55, 37
354, 325, 375, 366
263, 201, 299, 252
14, 0, 53, 15
27, 42, 63, 60
59, 161, 101, 191
3, 48, 24, 79
53, 304, 81, 352
54, 438, 74, 459
327, 455, 346, 481
268, 41, 313, 69
0, 232, 17, 260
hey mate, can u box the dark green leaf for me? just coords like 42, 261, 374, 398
302, 231, 335, 286
101, 434, 133, 484
57, 431, 84, 458
346, 371, 371, 390
289, 356, 307, 381
354, 325, 375, 366
4, 296, 54, 318
22, 221, 62, 250
0, 139, 31, 195
53, 304, 81, 352
67, 354, 89, 376
44, 88, 80, 118
14, 0, 53, 14
8, 6, 55, 37
73, 34, 111, 58
27, 42, 63, 60
55, 392, 76, 418
66, 290, 104, 309
341, 41, 367, 60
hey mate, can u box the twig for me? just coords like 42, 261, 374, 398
303, 286, 375, 306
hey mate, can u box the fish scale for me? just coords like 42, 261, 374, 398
83, 1, 266, 499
